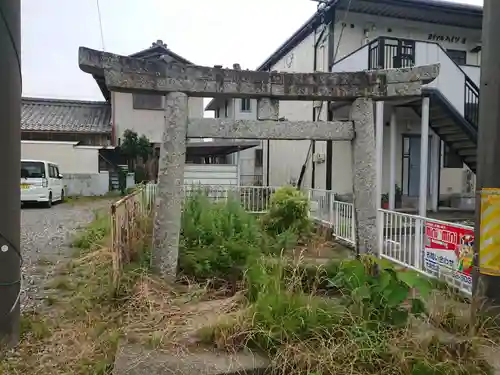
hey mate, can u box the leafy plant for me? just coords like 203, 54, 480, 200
179, 191, 262, 283
328, 256, 432, 326
262, 186, 312, 237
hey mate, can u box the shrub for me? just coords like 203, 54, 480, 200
179, 192, 262, 282
262, 186, 312, 237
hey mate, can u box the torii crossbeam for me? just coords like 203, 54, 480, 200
79, 47, 439, 280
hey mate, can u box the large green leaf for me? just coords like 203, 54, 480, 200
397, 271, 432, 298
384, 283, 409, 307
378, 271, 392, 290
340, 260, 368, 289
352, 285, 371, 301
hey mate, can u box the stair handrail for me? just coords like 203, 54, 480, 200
98, 152, 120, 172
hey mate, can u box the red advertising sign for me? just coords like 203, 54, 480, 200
424, 222, 474, 286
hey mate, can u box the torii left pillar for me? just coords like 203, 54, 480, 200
151, 92, 187, 278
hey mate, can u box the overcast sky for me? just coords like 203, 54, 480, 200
21, 0, 483, 102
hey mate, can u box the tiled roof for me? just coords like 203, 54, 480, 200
22, 97, 111, 133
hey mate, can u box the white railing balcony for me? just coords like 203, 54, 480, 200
331, 36, 480, 129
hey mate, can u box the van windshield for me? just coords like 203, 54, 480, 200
21, 161, 45, 178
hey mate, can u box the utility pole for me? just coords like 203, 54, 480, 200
474, 0, 500, 304
0, 0, 21, 347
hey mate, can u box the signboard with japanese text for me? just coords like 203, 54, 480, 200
424, 222, 473, 289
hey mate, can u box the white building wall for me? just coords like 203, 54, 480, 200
113, 92, 204, 144
21, 141, 111, 196
263, 10, 480, 195
184, 164, 238, 186
21, 141, 99, 174
332, 11, 481, 66
215, 98, 262, 185
329, 11, 480, 196
263, 25, 330, 188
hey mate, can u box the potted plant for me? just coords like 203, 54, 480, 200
381, 193, 389, 209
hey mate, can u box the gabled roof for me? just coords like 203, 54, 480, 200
91, 40, 193, 101
205, 0, 483, 111
130, 40, 193, 64
22, 97, 111, 133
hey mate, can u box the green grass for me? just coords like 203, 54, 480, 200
199, 256, 494, 375
0, 209, 150, 375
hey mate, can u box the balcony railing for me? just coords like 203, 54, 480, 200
368, 37, 415, 70
368, 36, 480, 129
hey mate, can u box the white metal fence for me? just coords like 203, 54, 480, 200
306, 189, 355, 245
379, 209, 474, 296
143, 183, 356, 244
146, 183, 475, 295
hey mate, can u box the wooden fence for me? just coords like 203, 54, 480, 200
110, 183, 156, 287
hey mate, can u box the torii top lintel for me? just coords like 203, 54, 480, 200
79, 47, 439, 101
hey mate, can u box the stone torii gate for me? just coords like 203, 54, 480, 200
79, 47, 439, 280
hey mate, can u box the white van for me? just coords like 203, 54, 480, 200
21, 159, 65, 208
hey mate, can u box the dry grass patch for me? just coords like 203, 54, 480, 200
0, 243, 244, 375
198, 256, 498, 375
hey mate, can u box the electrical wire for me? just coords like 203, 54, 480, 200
96, 0, 106, 51
298, 0, 353, 188
0, 232, 23, 314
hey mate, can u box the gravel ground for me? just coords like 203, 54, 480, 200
20, 200, 112, 311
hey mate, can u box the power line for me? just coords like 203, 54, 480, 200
96, 0, 105, 51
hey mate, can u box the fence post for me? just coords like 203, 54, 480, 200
377, 209, 384, 258
415, 218, 422, 269
329, 192, 335, 229
307, 189, 312, 219
352, 203, 357, 247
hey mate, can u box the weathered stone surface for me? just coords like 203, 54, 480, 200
113, 343, 270, 375
79, 47, 439, 101
350, 98, 378, 254
152, 92, 187, 280
187, 119, 354, 141
257, 98, 279, 120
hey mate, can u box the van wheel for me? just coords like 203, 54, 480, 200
45, 193, 52, 208
60, 190, 65, 203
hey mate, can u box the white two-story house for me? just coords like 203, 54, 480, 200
207, 0, 482, 210
206, 67, 264, 186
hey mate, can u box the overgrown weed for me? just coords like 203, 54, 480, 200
0, 210, 162, 375
71, 210, 111, 252
6, 187, 498, 375
200, 256, 495, 375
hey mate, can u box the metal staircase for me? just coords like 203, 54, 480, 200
366, 36, 480, 174
413, 78, 479, 173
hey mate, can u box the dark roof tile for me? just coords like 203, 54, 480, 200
21, 97, 111, 133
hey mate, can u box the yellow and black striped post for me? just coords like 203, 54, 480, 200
479, 189, 500, 278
